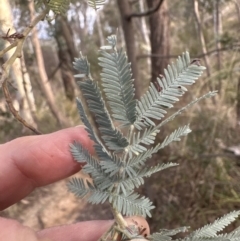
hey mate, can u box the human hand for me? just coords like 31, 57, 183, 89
0, 127, 149, 241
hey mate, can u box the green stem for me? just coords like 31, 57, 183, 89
111, 206, 128, 229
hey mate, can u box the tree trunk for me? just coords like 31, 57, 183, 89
139, 0, 151, 75
139, 0, 150, 47
237, 77, 240, 125
20, 52, 36, 111
55, 16, 79, 101
96, 11, 105, 47
193, 0, 211, 79
0, 0, 37, 128
28, 1, 67, 127
146, 0, 170, 83
213, 0, 222, 90
117, 0, 141, 98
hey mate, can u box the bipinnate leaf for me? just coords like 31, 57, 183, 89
75, 98, 112, 164
99, 35, 137, 126
220, 226, 240, 239
69, 33, 219, 226
191, 211, 240, 238
110, 192, 155, 217
73, 53, 129, 151
127, 125, 191, 157
114, 162, 178, 194
97, 125, 191, 192
73, 52, 91, 78
78, 79, 129, 151
75, 98, 99, 145
150, 226, 189, 241
68, 178, 154, 217
34, 0, 69, 14
47, 0, 69, 14
70, 141, 112, 190
134, 52, 206, 130
130, 91, 217, 153
68, 178, 110, 204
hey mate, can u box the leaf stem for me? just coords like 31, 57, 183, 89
0, 41, 17, 58
155, 91, 217, 131
111, 206, 128, 229
127, 124, 135, 142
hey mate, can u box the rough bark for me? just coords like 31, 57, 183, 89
28, 1, 67, 127
117, 0, 141, 98
0, 0, 37, 128
146, 0, 170, 83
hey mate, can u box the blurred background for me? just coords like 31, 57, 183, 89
1, 0, 240, 234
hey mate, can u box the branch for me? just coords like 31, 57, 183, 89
111, 207, 128, 229
0, 41, 17, 58
47, 61, 62, 82
0, 6, 49, 134
137, 45, 240, 60
199, 153, 239, 158
127, 0, 164, 20
2, 79, 41, 134
0, 7, 49, 86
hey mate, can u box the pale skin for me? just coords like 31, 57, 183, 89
0, 126, 149, 241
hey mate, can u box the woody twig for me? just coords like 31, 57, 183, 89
0, 6, 50, 135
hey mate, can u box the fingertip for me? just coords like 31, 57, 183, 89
0, 126, 94, 210
37, 220, 114, 241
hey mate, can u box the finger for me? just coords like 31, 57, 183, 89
0, 126, 94, 210
37, 216, 150, 241
38, 220, 113, 241
0, 217, 51, 241
0, 216, 149, 241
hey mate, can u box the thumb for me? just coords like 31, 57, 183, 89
0, 217, 51, 241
